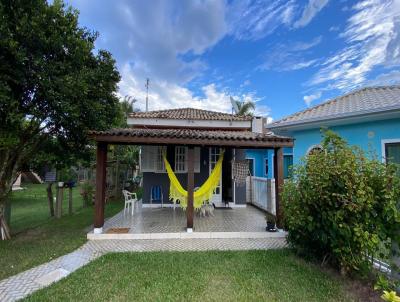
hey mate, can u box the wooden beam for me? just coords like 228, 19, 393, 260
274, 147, 284, 228
90, 134, 294, 148
94, 142, 107, 233
187, 146, 195, 231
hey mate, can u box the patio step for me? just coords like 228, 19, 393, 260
87, 231, 287, 240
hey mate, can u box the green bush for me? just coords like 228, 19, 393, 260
282, 130, 400, 274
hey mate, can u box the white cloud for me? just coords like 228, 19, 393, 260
367, 69, 400, 86
309, 0, 400, 91
118, 63, 267, 115
303, 91, 322, 106
227, 0, 298, 40
69, 0, 227, 85
259, 36, 322, 71
294, 0, 330, 28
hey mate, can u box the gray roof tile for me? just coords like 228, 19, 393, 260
128, 108, 252, 121
269, 85, 400, 128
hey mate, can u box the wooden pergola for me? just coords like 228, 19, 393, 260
89, 128, 294, 233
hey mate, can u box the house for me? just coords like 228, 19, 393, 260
268, 85, 400, 167
245, 148, 293, 179
89, 108, 293, 233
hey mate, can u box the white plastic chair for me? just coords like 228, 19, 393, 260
122, 190, 137, 215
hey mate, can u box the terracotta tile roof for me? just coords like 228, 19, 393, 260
269, 85, 400, 128
128, 108, 252, 121
89, 128, 293, 147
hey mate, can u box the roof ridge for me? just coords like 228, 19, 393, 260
271, 84, 400, 125
129, 107, 234, 116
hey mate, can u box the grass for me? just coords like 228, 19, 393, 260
9, 183, 85, 234
0, 184, 123, 280
24, 250, 358, 302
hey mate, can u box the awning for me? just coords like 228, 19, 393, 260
89, 128, 294, 148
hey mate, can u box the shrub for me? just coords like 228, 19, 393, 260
282, 130, 400, 274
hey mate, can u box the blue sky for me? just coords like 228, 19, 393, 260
66, 0, 400, 121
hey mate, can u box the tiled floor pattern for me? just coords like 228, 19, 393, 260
103, 204, 267, 233
0, 237, 286, 302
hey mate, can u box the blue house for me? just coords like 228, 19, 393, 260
245, 148, 293, 178
268, 85, 400, 167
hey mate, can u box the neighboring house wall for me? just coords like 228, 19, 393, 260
281, 118, 400, 164
245, 148, 293, 178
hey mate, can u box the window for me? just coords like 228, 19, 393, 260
174, 146, 201, 173
175, 146, 187, 173
140, 146, 153, 172
385, 142, 400, 165
140, 146, 166, 172
307, 145, 323, 156
284, 155, 293, 179
155, 146, 166, 173
247, 158, 254, 176
264, 158, 269, 176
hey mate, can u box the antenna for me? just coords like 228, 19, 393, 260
145, 78, 150, 112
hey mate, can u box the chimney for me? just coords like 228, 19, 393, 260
251, 116, 266, 134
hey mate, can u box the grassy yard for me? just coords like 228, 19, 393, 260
0, 184, 123, 280
24, 250, 363, 302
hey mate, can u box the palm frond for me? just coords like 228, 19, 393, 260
237, 101, 255, 116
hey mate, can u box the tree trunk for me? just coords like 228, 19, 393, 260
46, 183, 55, 217
0, 201, 11, 240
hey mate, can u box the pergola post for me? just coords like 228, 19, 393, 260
94, 142, 107, 234
186, 146, 194, 232
274, 147, 284, 228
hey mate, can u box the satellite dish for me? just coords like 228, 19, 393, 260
230, 96, 240, 114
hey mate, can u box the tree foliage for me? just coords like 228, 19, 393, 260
282, 130, 400, 274
235, 100, 255, 116
0, 0, 121, 239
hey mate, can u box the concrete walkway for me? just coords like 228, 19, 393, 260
0, 238, 286, 301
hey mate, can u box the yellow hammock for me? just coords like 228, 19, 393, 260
163, 151, 224, 210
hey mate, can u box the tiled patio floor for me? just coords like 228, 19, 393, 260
102, 203, 267, 233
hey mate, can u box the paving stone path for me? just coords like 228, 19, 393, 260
0, 238, 287, 301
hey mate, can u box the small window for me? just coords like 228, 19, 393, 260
264, 158, 269, 176
307, 145, 323, 156
385, 142, 400, 165
175, 146, 187, 173
247, 158, 254, 176
284, 155, 293, 179
155, 146, 166, 173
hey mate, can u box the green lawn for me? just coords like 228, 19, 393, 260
24, 250, 359, 302
0, 184, 123, 280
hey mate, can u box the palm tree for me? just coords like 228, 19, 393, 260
120, 95, 137, 116
235, 100, 255, 116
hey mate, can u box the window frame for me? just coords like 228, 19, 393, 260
154, 146, 167, 173
264, 158, 269, 177
306, 144, 323, 156
381, 138, 400, 164
246, 157, 255, 176
174, 146, 187, 173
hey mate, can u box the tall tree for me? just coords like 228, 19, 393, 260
0, 0, 121, 239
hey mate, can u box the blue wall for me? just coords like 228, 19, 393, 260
288, 118, 400, 164
245, 148, 293, 178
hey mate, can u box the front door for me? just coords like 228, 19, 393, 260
209, 147, 222, 205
